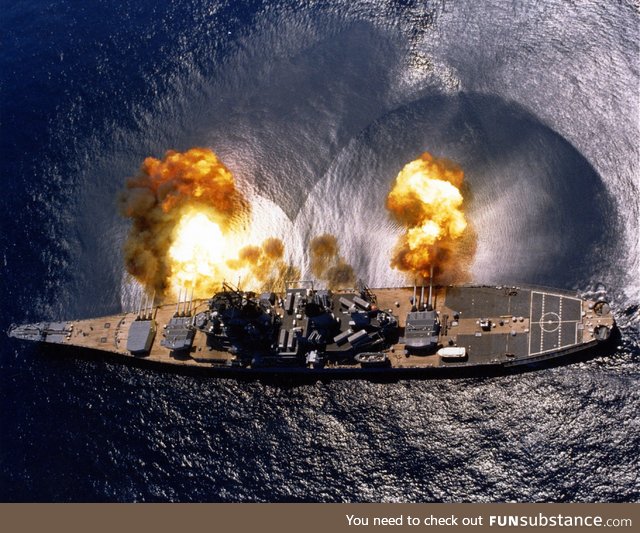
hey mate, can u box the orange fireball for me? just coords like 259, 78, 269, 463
387, 152, 472, 280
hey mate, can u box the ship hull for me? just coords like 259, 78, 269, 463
19, 335, 614, 383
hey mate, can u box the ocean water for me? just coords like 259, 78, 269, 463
1, 0, 638, 502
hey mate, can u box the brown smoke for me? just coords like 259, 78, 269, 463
309, 234, 356, 288
226, 237, 299, 292
386, 152, 476, 283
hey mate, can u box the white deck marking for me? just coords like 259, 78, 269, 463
558, 297, 563, 348
540, 293, 546, 351
540, 312, 561, 332
529, 291, 583, 356
528, 291, 534, 356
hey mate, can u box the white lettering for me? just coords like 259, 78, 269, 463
373, 516, 404, 526
463, 516, 483, 526
423, 515, 458, 526
346, 515, 369, 526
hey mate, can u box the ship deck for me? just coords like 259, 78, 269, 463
365, 286, 595, 368
9, 285, 613, 373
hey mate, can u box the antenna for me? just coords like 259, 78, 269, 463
428, 264, 434, 310
175, 288, 182, 316
149, 291, 156, 320
137, 291, 143, 320
412, 280, 417, 312
420, 283, 425, 311
188, 287, 194, 316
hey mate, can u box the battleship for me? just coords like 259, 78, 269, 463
8, 277, 615, 376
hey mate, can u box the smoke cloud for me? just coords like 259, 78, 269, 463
120, 148, 250, 297
386, 152, 476, 283
309, 234, 356, 288
120, 148, 475, 299
227, 237, 300, 292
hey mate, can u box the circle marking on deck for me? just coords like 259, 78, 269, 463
540, 312, 560, 332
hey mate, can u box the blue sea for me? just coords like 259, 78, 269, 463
1, 0, 638, 502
